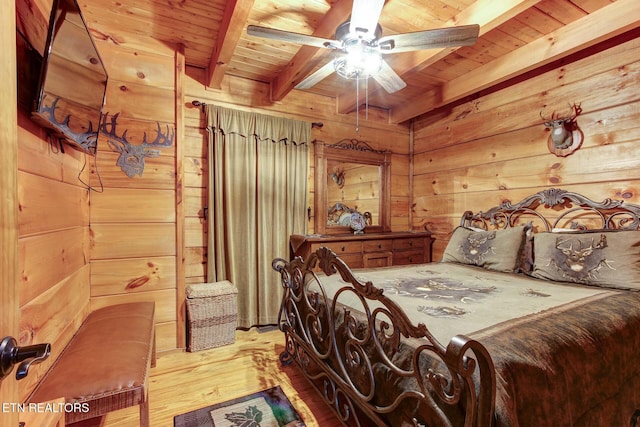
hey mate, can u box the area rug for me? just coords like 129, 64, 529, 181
174, 385, 306, 427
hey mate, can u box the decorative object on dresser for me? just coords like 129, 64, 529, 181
327, 202, 371, 234
290, 232, 432, 268
349, 211, 367, 234
186, 281, 238, 352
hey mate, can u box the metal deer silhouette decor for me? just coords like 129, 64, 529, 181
540, 103, 583, 157
100, 113, 175, 177
36, 96, 99, 154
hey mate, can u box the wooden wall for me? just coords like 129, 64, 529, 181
4, 0, 20, 416
182, 67, 411, 287
16, 111, 92, 401
15, 0, 92, 402
412, 30, 640, 260
15, 1, 179, 408
88, 39, 179, 353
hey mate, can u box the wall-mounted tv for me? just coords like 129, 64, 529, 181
31, 0, 108, 155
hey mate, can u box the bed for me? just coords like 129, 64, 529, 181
272, 188, 640, 427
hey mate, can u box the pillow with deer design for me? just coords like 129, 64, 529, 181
531, 231, 640, 290
441, 226, 528, 273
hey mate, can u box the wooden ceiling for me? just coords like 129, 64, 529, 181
81, 0, 639, 124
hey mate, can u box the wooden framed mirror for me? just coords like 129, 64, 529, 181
315, 139, 391, 235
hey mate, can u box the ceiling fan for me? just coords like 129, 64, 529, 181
247, 0, 480, 94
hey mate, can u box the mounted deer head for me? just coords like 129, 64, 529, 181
100, 113, 175, 178
329, 166, 345, 188
540, 103, 583, 157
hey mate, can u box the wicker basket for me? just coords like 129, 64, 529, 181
186, 281, 238, 352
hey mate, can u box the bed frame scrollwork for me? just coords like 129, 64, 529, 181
461, 188, 640, 231
272, 248, 496, 427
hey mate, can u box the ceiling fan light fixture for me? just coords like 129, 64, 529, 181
247, 2, 479, 95
334, 45, 382, 80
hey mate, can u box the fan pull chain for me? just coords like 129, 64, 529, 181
355, 73, 360, 134
365, 76, 369, 121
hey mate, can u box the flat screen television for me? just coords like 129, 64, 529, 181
31, 0, 108, 155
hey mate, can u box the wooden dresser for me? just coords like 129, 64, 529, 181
290, 232, 432, 268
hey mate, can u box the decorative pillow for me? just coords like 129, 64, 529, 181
531, 230, 640, 290
441, 226, 528, 272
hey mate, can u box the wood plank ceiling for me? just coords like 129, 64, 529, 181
81, 0, 640, 124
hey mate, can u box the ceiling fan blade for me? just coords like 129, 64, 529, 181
372, 59, 406, 93
349, 0, 384, 36
378, 24, 480, 53
247, 25, 340, 49
295, 61, 336, 90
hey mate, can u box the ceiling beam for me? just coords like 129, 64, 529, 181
270, 0, 353, 102
336, 0, 542, 114
390, 0, 640, 124
206, 0, 255, 89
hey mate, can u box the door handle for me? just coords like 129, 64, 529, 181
0, 336, 51, 381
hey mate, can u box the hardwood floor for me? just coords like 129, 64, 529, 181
86, 328, 343, 426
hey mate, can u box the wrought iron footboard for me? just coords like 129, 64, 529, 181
273, 248, 496, 427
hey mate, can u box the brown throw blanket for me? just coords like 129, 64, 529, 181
317, 263, 640, 426
474, 291, 640, 427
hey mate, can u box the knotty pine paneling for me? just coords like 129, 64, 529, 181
16, 102, 92, 401
91, 223, 177, 259
17, 113, 91, 185
183, 155, 207, 188
412, 33, 640, 260
91, 187, 176, 223
184, 217, 206, 248
18, 266, 91, 401
184, 247, 206, 281
91, 256, 177, 297
102, 81, 176, 124
19, 227, 89, 305
184, 187, 206, 218
17, 170, 90, 237
415, 35, 640, 154
2, 1, 18, 417
86, 38, 179, 350
90, 288, 176, 324
96, 41, 175, 90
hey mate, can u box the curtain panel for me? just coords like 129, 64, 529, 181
205, 104, 310, 328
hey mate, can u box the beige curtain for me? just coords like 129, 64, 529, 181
205, 104, 310, 328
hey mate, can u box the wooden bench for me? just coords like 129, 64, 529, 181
28, 302, 156, 426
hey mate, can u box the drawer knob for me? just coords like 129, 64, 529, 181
341, 245, 346, 251
377, 244, 382, 249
